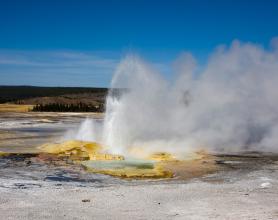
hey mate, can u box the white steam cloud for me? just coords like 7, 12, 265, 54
77, 39, 278, 156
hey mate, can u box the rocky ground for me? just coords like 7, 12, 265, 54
0, 151, 278, 219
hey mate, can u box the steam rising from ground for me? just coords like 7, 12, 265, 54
78, 39, 278, 156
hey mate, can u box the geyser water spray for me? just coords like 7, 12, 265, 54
77, 39, 278, 156
75, 118, 96, 142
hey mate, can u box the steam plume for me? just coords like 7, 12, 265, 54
75, 39, 278, 157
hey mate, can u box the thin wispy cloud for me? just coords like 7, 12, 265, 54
0, 50, 119, 87
0, 50, 118, 67
0, 50, 173, 87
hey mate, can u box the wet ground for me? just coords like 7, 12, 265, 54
0, 112, 102, 153
1, 150, 278, 187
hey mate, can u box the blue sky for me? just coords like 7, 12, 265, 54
0, 0, 278, 87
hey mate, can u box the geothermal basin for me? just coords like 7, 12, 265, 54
1, 112, 278, 219
0, 111, 277, 182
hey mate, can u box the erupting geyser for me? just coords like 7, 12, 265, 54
43, 41, 278, 178
53, 39, 278, 178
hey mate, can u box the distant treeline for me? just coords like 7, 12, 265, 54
32, 103, 104, 112
0, 86, 108, 103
